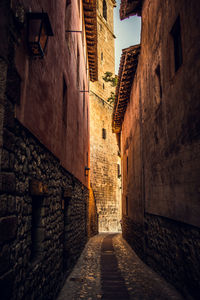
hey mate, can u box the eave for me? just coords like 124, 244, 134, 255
83, 0, 98, 82
120, 0, 143, 20
112, 44, 140, 133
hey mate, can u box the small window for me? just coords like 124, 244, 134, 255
77, 46, 80, 87
171, 16, 183, 72
127, 156, 128, 174
77, 121, 79, 133
117, 164, 121, 178
87, 107, 88, 132
103, 83, 105, 89
125, 196, 128, 216
155, 64, 162, 105
77, 0, 80, 15
63, 77, 68, 126
65, 0, 71, 33
83, 81, 85, 115
31, 197, 44, 261
102, 128, 106, 139
103, 0, 107, 20
101, 52, 103, 61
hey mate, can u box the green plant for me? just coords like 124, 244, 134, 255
102, 72, 117, 104
102, 72, 118, 87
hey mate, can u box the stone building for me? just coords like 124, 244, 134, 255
113, 0, 200, 298
90, 0, 121, 232
0, 0, 98, 299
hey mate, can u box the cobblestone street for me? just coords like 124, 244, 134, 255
57, 234, 183, 300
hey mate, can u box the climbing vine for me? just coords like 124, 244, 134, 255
102, 72, 118, 104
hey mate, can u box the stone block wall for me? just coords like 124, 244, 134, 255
0, 118, 89, 300
90, 94, 121, 232
144, 213, 200, 299
122, 215, 145, 260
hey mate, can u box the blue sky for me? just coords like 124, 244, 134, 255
114, 0, 141, 74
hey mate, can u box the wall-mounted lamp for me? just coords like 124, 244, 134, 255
27, 12, 53, 58
85, 166, 90, 176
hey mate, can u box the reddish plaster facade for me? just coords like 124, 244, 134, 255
121, 0, 200, 229
15, 0, 90, 187
115, 0, 200, 297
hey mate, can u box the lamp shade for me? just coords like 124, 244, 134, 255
27, 12, 53, 58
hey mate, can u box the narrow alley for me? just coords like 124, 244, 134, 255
0, 0, 200, 299
57, 233, 182, 300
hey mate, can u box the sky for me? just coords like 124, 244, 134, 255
114, 0, 141, 74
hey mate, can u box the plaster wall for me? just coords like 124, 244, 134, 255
14, 0, 90, 187
121, 0, 200, 296
122, 0, 200, 228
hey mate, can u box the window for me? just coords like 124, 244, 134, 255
63, 77, 68, 126
87, 107, 88, 132
65, 0, 71, 33
77, 120, 79, 133
102, 128, 106, 139
103, 0, 107, 20
127, 156, 128, 174
101, 52, 103, 61
117, 164, 121, 178
155, 64, 162, 105
77, 0, 80, 15
83, 81, 85, 115
31, 197, 44, 261
77, 46, 80, 87
125, 196, 128, 216
171, 16, 183, 72
103, 83, 105, 89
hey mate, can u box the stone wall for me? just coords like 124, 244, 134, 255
1, 118, 89, 300
90, 94, 121, 232
90, 0, 121, 232
122, 215, 145, 260
144, 213, 200, 299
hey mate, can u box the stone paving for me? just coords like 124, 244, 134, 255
57, 233, 183, 300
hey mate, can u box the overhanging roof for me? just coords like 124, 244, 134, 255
83, 0, 98, 82
112, 44, 140, 133
120, 0, 143, 20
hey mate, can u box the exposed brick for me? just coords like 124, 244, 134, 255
3, 100, 15, 130
3, 129, 15, 152
0, 216, 17, 244
144, 214, 200, 299
1, 148, 10, 170
0, 244, 10, 276
5, 66, 21, 104
0, 194, 7, 216
0, 172, 15, 193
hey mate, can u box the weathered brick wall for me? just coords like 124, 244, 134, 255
90, 0, 121, 232
90, 94, 121, 232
